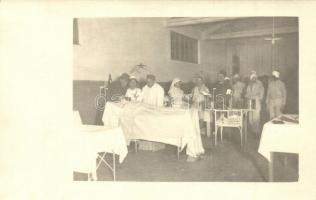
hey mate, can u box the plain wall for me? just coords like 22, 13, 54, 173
200, 39, 227, 81
74, 18, 203, 82
200, 33, 299, 80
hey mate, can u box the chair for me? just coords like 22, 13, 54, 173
214, 109, 243, 146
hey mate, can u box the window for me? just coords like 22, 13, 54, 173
170, 31, 198, 64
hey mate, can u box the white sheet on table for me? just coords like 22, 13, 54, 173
128, 106, 195, 148
258, 117, 299, 161
103, 102, 204, 157
71, 124, 128, 174
103, 102, 123, 127
73, 110, 83, 127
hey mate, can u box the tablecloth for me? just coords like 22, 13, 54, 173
258, 115, 299, 161
72, 112, 128, 175
102, 102, 204, 157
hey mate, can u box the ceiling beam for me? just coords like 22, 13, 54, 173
201, 21, 233, 35
203, 26, 298, 40
165, 17, 240, 27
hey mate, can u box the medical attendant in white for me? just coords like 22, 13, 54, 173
191, 76, 210, 120
168, 78, 185, 108
141, 74, 164, 107
138, 74, 166, 151
245, 71, 264, 136
168, 77, 205, 162
125, 76, 142, 102
266, 70, 287, 119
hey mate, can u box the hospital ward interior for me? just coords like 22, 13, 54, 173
72, 17, 299, 182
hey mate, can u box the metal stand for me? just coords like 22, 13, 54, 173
244, 111, 248, 144
95, 151, 117, 181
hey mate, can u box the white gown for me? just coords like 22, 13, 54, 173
125, 88, 142, 102
168, 78, 205, 158
169, 88, 184, 107
141, 83, 164, 107
192, 85, 209, 120
186, 108, 205, 158
139, 83, 166, 151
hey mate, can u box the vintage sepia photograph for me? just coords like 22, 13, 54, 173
72, 17, 299, 182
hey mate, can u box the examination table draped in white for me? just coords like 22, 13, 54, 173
72, 111, 128, 178
103, 102, 204, 157
258, 115, 299, 161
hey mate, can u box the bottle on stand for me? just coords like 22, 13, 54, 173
108, 74, 112, 86
105, 74, 112, 99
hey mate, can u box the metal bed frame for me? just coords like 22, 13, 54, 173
203, 94, 253, 146
214, 109, 243, 146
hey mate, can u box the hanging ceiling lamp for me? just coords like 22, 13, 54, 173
264, 17, 281, 45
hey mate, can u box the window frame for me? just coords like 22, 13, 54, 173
170, 31, 199, 64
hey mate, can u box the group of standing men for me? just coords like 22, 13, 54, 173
213, 70, 287, 136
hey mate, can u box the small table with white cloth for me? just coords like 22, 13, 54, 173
72, 111, 128, 181
258, 114, 299, 181
103, 102, 203, 159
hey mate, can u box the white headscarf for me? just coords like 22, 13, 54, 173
129, 75, 137, 80
250, 71, 257, 80
168, 78, 182, 95
272, 70, 280, 78
233, 74, 240, 79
